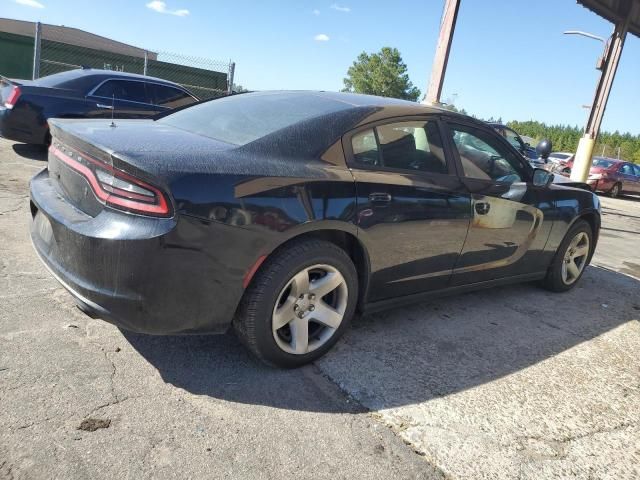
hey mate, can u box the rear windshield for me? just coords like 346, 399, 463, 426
34, 70, 88, 89
592, 158, 615, 168
158, 92, 352, 146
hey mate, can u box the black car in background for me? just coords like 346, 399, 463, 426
489, 122, 539, 163
0, 68, 198, 145
30, 91, 600, 367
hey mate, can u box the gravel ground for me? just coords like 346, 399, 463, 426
1, 138, 639, 479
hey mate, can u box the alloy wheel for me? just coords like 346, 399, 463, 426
272, 264, 348, 355
610, 183, 621, 198
561, 232, 590, 285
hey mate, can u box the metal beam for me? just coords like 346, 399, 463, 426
425, 0, 460, 104
571, 0, 637, 182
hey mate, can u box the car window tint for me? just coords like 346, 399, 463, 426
374, 121, 448, 174
150, 84, 195, 108
450, 125, 525, 183
633, 164, 640, 177
93, 80, 149, 104
351, 129, 380, 167
502, 129, 523, 150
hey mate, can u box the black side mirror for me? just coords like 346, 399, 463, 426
533, 168, 554, 187
536, 138, 553, 160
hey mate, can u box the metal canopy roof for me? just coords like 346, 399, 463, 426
577, 0, 640, 37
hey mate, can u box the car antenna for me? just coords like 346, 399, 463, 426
109, 94, 116, 128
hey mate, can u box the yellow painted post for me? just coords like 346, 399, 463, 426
570, 135, 596, 182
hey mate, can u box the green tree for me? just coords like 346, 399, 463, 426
342, 47, 421, 101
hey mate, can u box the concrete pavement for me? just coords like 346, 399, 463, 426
1, 138, 639, 479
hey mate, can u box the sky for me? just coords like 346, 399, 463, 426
3, 0, 640, 134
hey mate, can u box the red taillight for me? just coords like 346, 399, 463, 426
4, 86, 21, 109
50, 144, 172, 217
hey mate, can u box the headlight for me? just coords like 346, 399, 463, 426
588, 173, 602, 180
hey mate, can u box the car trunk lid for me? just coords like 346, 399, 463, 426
47, 118, 236, 218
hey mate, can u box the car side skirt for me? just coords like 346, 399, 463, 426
362, 272, 547, 314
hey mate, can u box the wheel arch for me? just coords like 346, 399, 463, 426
573, 209, 601, 261
244, 227, 371, 313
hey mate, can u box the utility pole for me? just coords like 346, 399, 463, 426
424, 0, 461, 104
227, 61, 235, 95
569, 1, 638, 182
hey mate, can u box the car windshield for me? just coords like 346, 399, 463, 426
592, 158, 615, 168
158, 92, 352, 146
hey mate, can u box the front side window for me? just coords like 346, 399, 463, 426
93, 80, 150, 104
633, 164, 640, 177
350, 120, 448, 175
449, 124, 527, 183
620, 163, 634, 175
503, 128, 524, 151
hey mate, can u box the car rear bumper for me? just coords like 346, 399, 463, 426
586, 178, 615, 193
0, 106, 47, 144
29, 168, 244, 335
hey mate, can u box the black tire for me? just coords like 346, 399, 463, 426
233, 239, 358, 368
609, 182, 622, 198
541, 220, 592, 293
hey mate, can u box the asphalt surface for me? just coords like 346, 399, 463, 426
1, 138, 639, 479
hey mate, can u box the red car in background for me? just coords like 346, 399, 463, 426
556, 156, 640, 197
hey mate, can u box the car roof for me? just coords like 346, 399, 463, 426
248, 90, 487, 126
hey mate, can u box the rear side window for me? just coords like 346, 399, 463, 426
633, 164, 640, 177
352, 129, 380, 166
93, 80, 150, 104
149, 84, 195, 108
350, 120, 449, 175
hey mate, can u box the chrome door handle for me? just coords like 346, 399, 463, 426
96, 103, 114, 109
475, 202, 491, 215
369, 192, 392, 205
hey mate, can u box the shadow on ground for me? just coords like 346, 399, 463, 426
12, 143, 47, 161
124, 265, 639, 413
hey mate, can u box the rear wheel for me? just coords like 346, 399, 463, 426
541, 220, 592, 292
234, 239, 357, 368
609, 182, 622, 198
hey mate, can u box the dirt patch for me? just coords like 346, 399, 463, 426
78, 418, 111, 432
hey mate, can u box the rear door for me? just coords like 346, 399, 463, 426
442, 120, 554, 285
346, 117, 471, 301
87, 79, 160, 118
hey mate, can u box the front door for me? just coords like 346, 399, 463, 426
443, 121, 554, 285
346, 118, 471, 301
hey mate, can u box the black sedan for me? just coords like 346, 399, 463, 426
1, 68, 198, 145
29, 91, 600, 367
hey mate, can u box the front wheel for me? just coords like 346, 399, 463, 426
233, 239, 358, 368
541, 220, 592, 292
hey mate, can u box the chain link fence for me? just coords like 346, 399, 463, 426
11, 21, 234, 101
